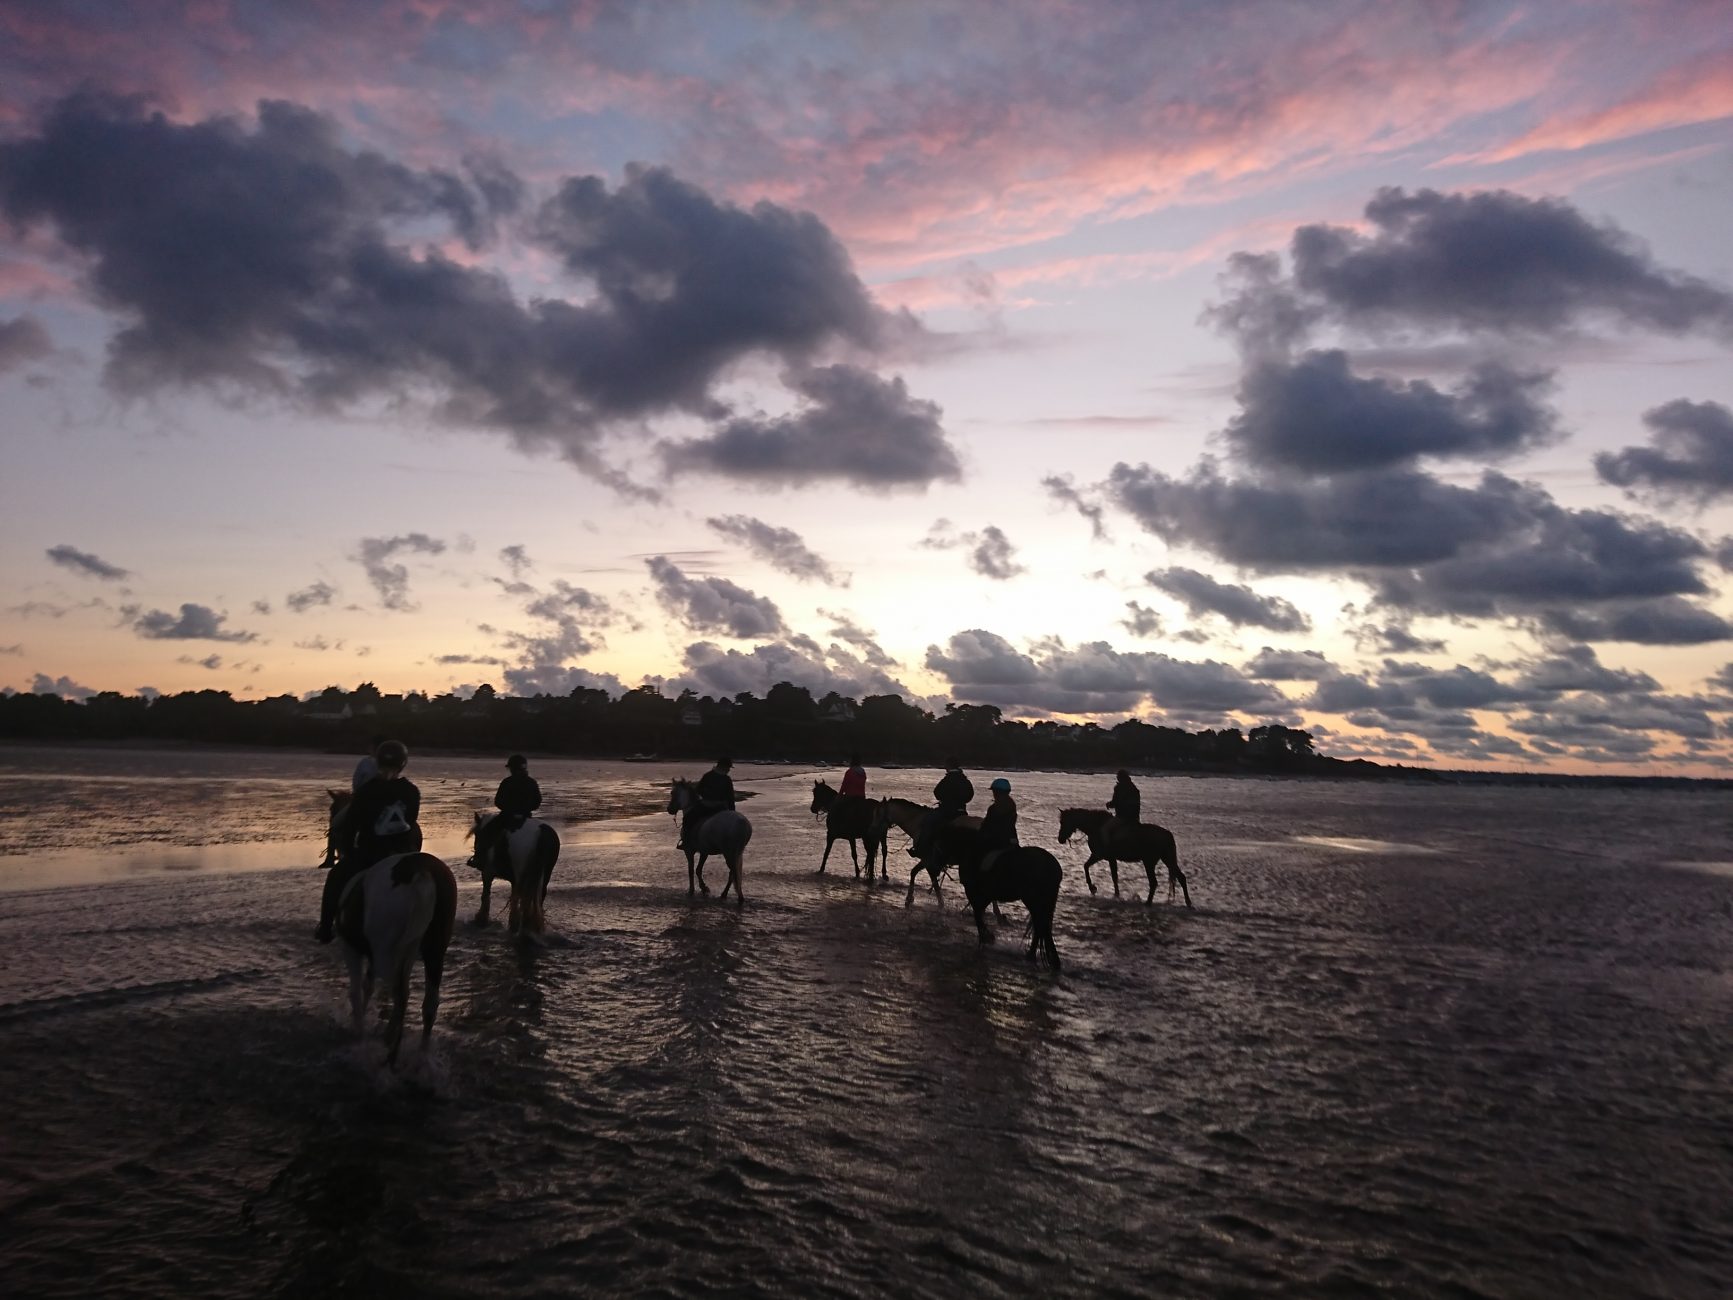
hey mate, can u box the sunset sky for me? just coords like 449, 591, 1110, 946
3, 1, 1731, 774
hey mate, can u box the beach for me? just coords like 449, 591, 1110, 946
2, 747, 1731, 1298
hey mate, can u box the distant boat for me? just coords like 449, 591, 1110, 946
624, 753, 660, 763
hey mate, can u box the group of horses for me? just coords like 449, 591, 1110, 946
318, 772, 1191, 1066
810, 779, 1193, 974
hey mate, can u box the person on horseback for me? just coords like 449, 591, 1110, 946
317, 739, 422, 943
685, 757, 735, 848
969, 776, 1019, 877
839, 753, 867, 804
352, 734, 387, 793
473, 753, 542, 869
1106, 768, 1141, 856
909, 758, 973, 858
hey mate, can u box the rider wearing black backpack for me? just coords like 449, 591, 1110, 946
316, 739, 422, 943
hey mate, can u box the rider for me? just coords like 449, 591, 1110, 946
317, 739, 421, 943
838, 752, 867, 805
474, 753, 542, 869
971, 776, 1018, 875
685, 757, 735, 847
1106, 767, 1141, 854
909, 757, 974, 858
351, 734, 386, 793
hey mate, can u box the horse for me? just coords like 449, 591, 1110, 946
667, 778, 753, 904
467, 811, 561, 932
871, 798, 984, 905
336, 851, 458, 1066
809, 780, 887, 880
926, 824, 1062, 970
320, 789, 351, 868
1056, 807, 1190, 907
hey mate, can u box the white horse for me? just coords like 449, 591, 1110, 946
337, 851, 458, 1066
667, 778, 753, 903
467, 811, 561, 932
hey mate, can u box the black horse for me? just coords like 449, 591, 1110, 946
924, 824, 1062, 970
810, 779, 887, 880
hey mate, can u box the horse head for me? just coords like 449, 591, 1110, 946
667, 778, 692, 816
810, 779, 834, 817
467, 809, 491, 841
1057, 807, 1080, 843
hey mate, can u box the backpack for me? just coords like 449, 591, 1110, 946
373, 800, 412, 836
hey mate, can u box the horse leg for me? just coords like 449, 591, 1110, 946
346, 950, 371, 1034
1144, 858, 1159, 906
474, 872, 493, 927
686, 849, 697, 896
1082, 853, 1097, 894
819, 834, 834, 875
384, 956, 412, 1066
973, 899, 993, 944
1109, 859, 1121, 897
729, 851, 745, 906
905, 863, 923, 907
1173, 861, 1192, 908
420, 944, 445, 1048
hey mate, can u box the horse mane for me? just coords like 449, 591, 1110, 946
1060, 806, 1110, 823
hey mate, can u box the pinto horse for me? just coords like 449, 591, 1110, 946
1056, 807, 1190, 906
923, 824, 1062, 970
467, 811, 561, 932
667, 779, 752, 903
337, 851, 458, 1066
809, 780, 887, 880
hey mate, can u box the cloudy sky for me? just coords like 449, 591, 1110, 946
3, 0, 1732, 774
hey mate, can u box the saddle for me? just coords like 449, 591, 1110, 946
980, 847, 1009, 876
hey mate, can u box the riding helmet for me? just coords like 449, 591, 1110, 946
376, 739, 409, 769
506, 753, 527, 769
990, 777, 1011, 793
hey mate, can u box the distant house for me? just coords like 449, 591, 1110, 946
680, 703, 703, 727
303, 701, 353, 723
819, 699, 856, 724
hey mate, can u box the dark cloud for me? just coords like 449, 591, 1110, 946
129, 603, 256, 642
1107, 461, 1535, 569
177, 653, 224, 670
968, 526, 1024, 581
1242, 647, 1338, 681
663, 365, 961, 490
1509, 645, 1659, 696
354, 534, 445, 611
647, 556, 785, 639
817, 609, 896, 667
1226, 351, 1558, 475
285, 579, 336, 612
0, 315, 52, 373
1352, 623, 1448, 655
499, 545, 532, 578
1120, 601, 1164, 639
678, 637, 915, 701
1596, 399, 1733, 504
924, 629, 1287, 718
0, 644, 21, 656
46, 543, 130, 581
31, 672, 95, 700
494, 580, 621, 694
1209, 187, 1733, 355
1146, 566, 1310, 632
1536, 598, 1733, 646
919, 519, 1024, 580
293, 636, 339, 652
707, 515, 843, 585
1041, 474, 1108, 541
0, 96, 942, 488
250, 600, 271, 615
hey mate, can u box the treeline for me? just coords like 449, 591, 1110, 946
0, 679, 1378, 777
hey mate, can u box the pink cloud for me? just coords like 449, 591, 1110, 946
1458, 51, 1733, 163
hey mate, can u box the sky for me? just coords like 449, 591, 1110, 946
2, 0, 1732, 775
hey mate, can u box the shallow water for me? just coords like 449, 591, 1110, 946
2, 748, 1731, 1298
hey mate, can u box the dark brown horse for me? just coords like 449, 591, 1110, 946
875, 798, 983, 906
809, 779, 887, 880
1056, 807, 1190, 906
924, 823, 1062, 970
